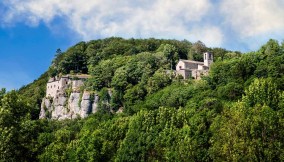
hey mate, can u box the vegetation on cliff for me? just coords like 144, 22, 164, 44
1, 38, 284, 161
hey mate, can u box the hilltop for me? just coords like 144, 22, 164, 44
18, 37, 237, 117
1, 38, 284, 161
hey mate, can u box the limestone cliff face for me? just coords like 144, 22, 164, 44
40, 77, 100, 120
39, 91, 99, 120
40, 75, 120, 120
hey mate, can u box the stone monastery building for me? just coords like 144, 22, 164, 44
46, 74, 90, 98
176, 52, 213, 79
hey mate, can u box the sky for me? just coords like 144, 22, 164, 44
0, 0, 284, 90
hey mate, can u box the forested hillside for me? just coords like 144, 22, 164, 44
1, 38, 284, 161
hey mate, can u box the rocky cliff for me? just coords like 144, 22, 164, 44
39, 77, 101, 120
39, 91, 99, 120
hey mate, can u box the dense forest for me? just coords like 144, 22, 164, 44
1, 37, 284, 161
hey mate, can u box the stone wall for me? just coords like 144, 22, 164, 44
46, 77, 69, 98
176, 61, 185, 71
41, 75, 101, 120
176, 69, 191, 79
191, 70, 209, 80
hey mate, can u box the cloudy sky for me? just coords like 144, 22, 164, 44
0, 0, 284, 90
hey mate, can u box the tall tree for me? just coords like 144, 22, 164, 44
188, 41, 207, 61
0, 91, 34, 161
163, 44, 178, 70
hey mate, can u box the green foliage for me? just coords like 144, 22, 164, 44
2, 38, 284, 161
162, 44, 178, 69
210, 102, 284, 161
59, 53, 88, 74
217, 82, 243, 100
18, 72, 49, 119
116, 106, 219, 161
98, 88, 111, 112
88, 56, 127, 90
0, 88, 5, 103
210, 77, 284, 161
139, 82, 205, 111
188, 40, 207, 61
243, 78, 281, 109
0, 91, 41, 161
146, 68, 172, 94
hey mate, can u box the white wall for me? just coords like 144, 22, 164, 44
198, 64, 204, 70
46, 77, 87, 98
46, 77, 69, 98
176, 61, 185, 70
204, 52, 213, 67
46, 81, 60, 98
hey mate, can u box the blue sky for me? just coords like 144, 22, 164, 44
1, 0, 284, 90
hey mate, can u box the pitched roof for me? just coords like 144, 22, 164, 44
64, 74, 91, 79
179, 59, 204, 65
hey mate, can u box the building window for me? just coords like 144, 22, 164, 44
58, 86, 59, 89
205, 54, 207, 60
179, 66, 182, 69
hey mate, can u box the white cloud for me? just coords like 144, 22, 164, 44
1, 0, 224, 47
2, 0, 284, 51
189, 27, 224, 47
220, 0, 284, 37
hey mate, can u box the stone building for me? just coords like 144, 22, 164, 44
41, 74, 96, 120
176, 52, 213, 79
46, 74, 90, 98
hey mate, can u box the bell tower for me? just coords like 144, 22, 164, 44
204, 52, 213, 67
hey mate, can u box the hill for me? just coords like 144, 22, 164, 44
1, 38, 284, 161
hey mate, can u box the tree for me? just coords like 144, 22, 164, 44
188, 41, 207, 61
210, 47, 229, 61
58, 52, 88, 74
243, 78, 281, 110
259, 39, 280, 56
0, 91, 35, 161
0, 88, 5, 103
210, 101, 284, 161
210, 78, 284, 161
53, 48, 63, 66
147, 69, 172, 94
163, 44, 178, 70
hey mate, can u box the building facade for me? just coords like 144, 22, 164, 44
46, 75, 90, 98
176, 52, 213, 79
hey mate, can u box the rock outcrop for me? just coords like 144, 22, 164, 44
40, 76, 100, 120
40, 91, 99, 120
39, 75, 118, 120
